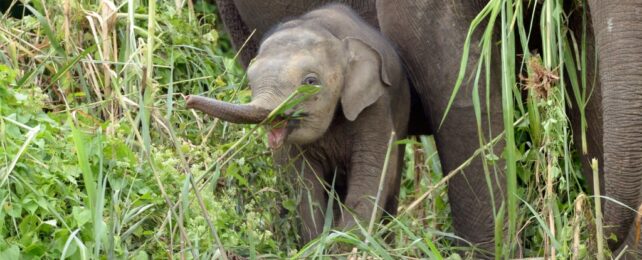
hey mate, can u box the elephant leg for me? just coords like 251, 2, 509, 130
615, 224, 642, 259
213, 0, 258, 67
338, 129, 402, 231
587, 0, 642, 254
291, 155, 328, 244
376, 1, 505, 257
442, 107, 505, 258
337, 148, 398, 229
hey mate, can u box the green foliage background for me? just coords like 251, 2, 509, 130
0, 1, 300, 258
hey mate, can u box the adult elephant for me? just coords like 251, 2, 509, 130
377, 0, 642, 257
586, 1, 642, 257
376, 1, 504, 256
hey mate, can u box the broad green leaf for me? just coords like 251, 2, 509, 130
69, 117, 95, 211
0, 245, 20, 260
72, 207, 92, 227
267, 84, 321, 121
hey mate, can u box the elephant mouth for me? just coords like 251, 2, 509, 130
268, 119, 288, 149
267, 116, 301, 149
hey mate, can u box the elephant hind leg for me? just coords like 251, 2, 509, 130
447, 165, 504, 259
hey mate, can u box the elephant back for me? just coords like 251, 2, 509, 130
233, 0, 378, 37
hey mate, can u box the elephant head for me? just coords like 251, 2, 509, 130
187, 12, 394, 149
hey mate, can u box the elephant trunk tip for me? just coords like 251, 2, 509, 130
184, 95, 197, 109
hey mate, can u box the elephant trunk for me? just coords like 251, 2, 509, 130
589, 0, 642, 250
185, 95, 270, 124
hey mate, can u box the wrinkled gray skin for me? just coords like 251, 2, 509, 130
586, 1, 642, 258
187, 4, 409, 243
378, 0, 642, 258
376, 1, 504, 257
379, 0, 642, 257
211, 0, 642, 257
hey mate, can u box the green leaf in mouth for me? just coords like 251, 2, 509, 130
266, 84, 322, 123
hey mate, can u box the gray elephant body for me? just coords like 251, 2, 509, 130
377, 2, 505, 255
210, 0, 642, 257
378, 0, 642, 257
188, 4, 409, 243
586, 1, 642, 257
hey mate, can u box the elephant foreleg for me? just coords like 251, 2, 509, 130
338, 132, 402, 231
291, 156, 328, 244
588, 0, 642, 255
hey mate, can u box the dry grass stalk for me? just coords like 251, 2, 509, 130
413, 142, 426, 224
592, 159, 604, 260
546, 157, 556, 260
572, 194, 586, 260
348, 247, 359, 260
520, 54, 560, 99
635, 202, 642, 244
100, 0, 118, 125
63, 0, 71, 53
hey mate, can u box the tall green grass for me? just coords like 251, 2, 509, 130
443, 0, 601, 258
0, 0, 605, 259
1, 0, 286, 258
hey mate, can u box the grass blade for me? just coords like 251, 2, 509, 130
500, 0, 519, 256
50, 45, 97, 85
69, 116, 96, 211
0, 124, 40, 188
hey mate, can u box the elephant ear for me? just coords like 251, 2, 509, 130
341, 37, 397, 121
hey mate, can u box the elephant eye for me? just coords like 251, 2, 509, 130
302, 74, 320, 85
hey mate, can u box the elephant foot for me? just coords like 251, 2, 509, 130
613, 225, 642, 259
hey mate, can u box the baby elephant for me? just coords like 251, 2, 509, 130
186, 4, 409, 243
